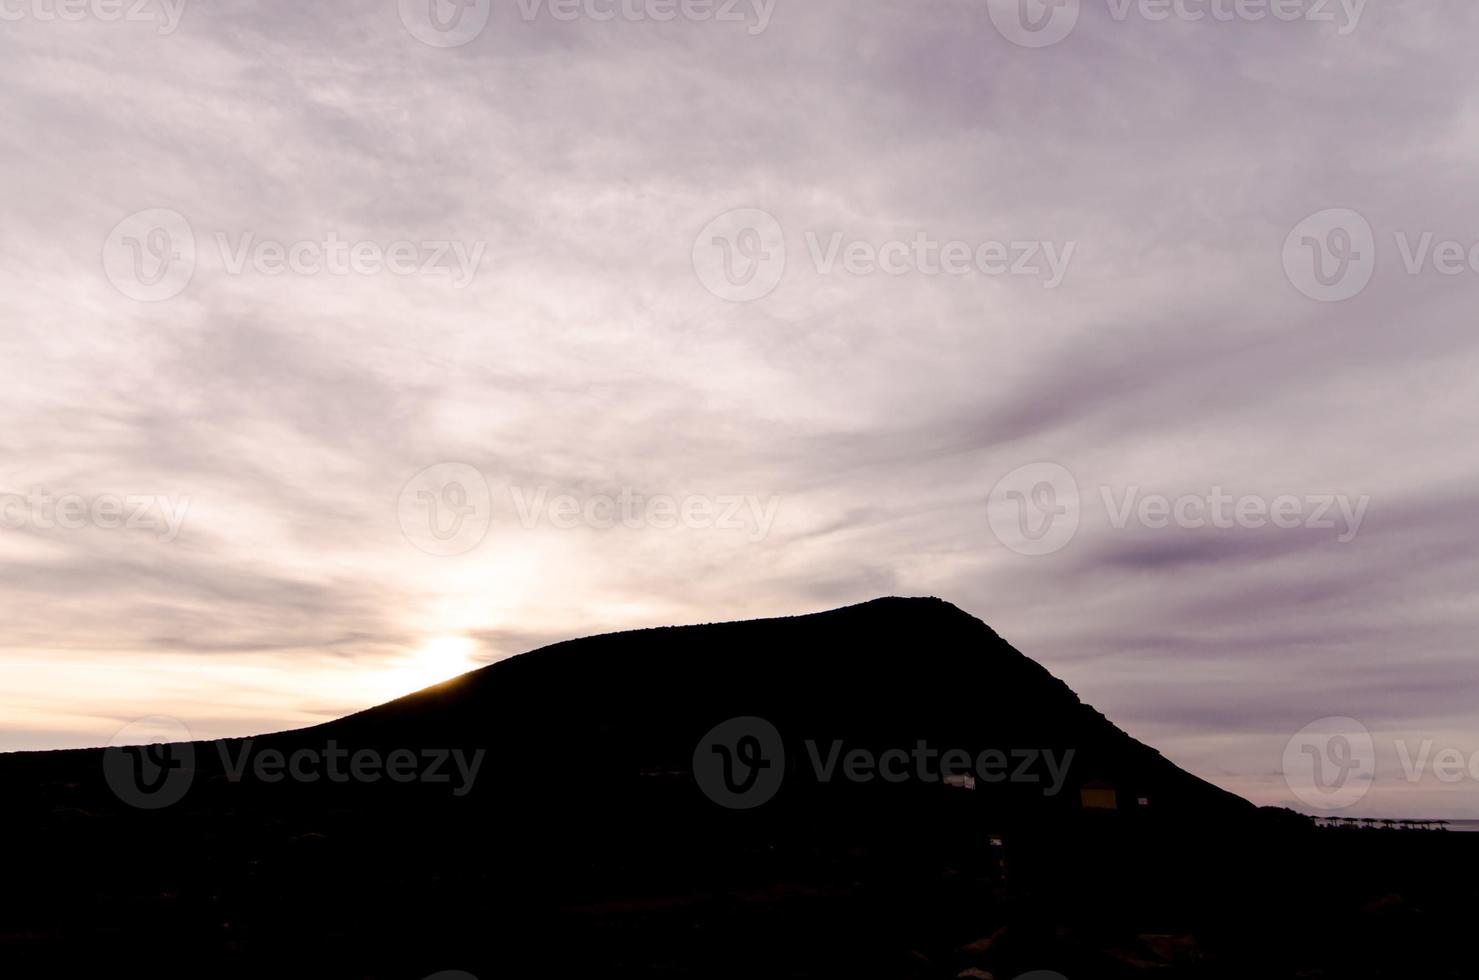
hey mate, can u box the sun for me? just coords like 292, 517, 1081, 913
384, 636, 479, 695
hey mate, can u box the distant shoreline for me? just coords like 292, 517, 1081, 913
1311, 817, 1479, 832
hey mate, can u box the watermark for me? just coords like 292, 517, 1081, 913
1100, 486, 1368, 543
0, 488, 190, 542
1104, 0, 1365, 33
398, 462, 494, 557
1286, 716, 1479, 811
509, 486, 781, 541
213, 231, 485, 287
693, 208, 1076, 301
986, 462, 1369, 556
987, 0, 1365, 48
398, 0, 774, 46
0, 0, 188, 34
215, 740, 485, 797
987, 0, 1081, 47
398, 0, 492, 47
693, 716, 786, 809
1392, 740, 1479, 786
514, 0, 775, 33
986, 462, 1081, 557
693, 716, 1077, 809
105, 721, 487, 809
1282, 208, 1376, 302
803, 231, 1075, 288
102, 209, 486, 301
1283, 207, 1479, 302
692, 208, 786, 301
1283, 717, 1375, 811
805, 740, 1075, 795
398, 464, 782, 556
102, 208, 195, 302
103, 716, 195, 810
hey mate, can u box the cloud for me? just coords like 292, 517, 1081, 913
0, 0, 1476, 816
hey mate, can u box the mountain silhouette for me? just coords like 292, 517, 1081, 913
298, 596, 1248, 818
3, 597, 1474, 979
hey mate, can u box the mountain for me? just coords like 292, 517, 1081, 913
3, 597, 1473, 979
300, 596, 1248, 818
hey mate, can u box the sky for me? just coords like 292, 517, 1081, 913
1, 0, 1476, 819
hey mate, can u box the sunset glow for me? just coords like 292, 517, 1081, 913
377, 636, 481, 698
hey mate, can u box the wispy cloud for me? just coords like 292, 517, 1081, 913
2, 0, 1477, 817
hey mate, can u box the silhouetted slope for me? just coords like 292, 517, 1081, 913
299, 596, 1249, 817
6, 597, 1334, 980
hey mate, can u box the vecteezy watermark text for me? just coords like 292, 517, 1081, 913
105, 727, 486, 809
397, 462, 783, 557
985, 461, 1370, 556
397, 0, 774, 47
0, 488, 190, 542
986, 0, 1365, 49
0, 0, 188, 34
509, 486, 780, 541
692, 716, 1076, 809
1283, 207, 1479, 302
514, 0, 776, 33
1285, 716, 1479, 811
214, 231, 485, 286
803, 231, 1076, 288
1100, 486, 1368, 542
692, 208, 1077, 301
215, 740, 485, 797
804, 740, 1076, 796
102, 208, 486, 302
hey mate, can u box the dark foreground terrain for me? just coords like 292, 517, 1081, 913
3, 598, 1476, 978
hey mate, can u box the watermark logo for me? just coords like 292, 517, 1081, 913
1283, 716, 1375, 811
105, 727, 486, 810
1283, 208, 1479, 301
398, 462, 494, 557
398, 0, 492, 47
693, 716, 785, 809
987, 0, 1080, 47
102, 208, 196, 302
692, 208, 787, 302
103, 716, 195, 810
103, 210, 486, 300
987, 0, 1081, 48
693, 718, 1079, 810
988, 462, 1371, 557
987, 462, 1081, 557
988, 0, 1367, 46
1282, 208, 1375, 302
693, 208, 1076, 300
